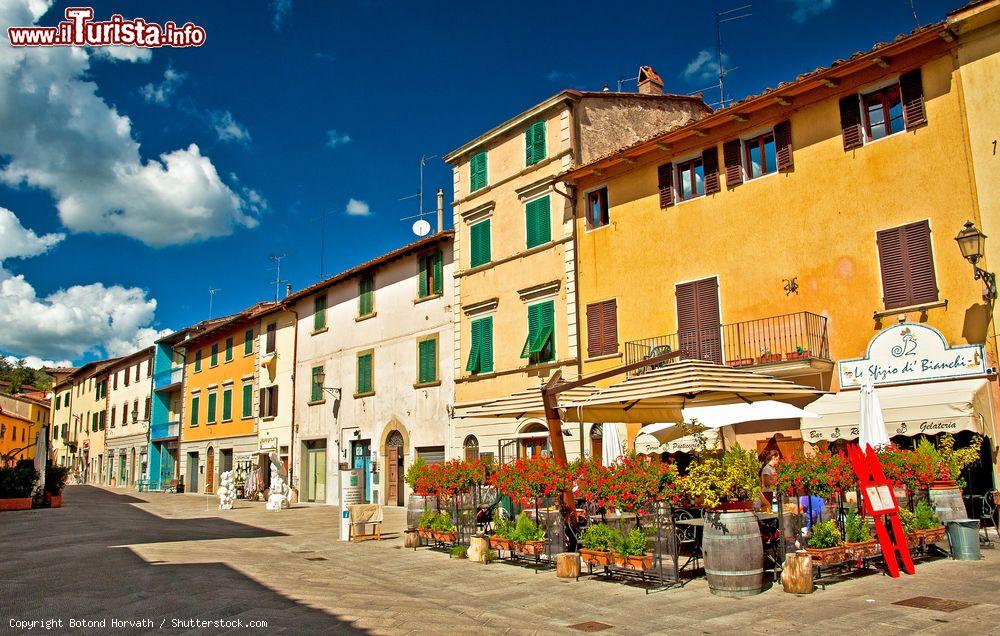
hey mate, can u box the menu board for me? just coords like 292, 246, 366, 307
864, 484, 897, 514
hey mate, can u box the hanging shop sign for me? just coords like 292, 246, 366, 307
838, 323, 988, 388
258, 437, 278, 451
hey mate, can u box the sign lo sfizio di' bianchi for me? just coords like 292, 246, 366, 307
838, 323, 988, 388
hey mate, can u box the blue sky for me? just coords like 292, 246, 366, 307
0, 0, 959, 365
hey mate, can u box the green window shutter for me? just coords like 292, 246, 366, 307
529, 301, 555, 361
244, 329, 253, 355
314, 296, 327, 330
191, 396, 200, 426
418, 256, 430, 298
470, 152, 488, 192
521, 304, 542, 358
194, 350, 202, 372
357, 354, 373, 394
359, 275, 374, 316
465, 320, 482, 372
470, 220, 491, 268
207, 392, 217, 423
311, 366, 324, 402
242, 383, 252, 418
479, 317, 494, 373
526, 121, 546, 166
525, 196, 551, 249
225, 337, 233, 361
418, 339, 437, 384
222, 388, 232, 421
432, 250, 443, 295
210, 343, 218, 366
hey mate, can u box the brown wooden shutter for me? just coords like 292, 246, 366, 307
676, 278, 721, 364
839, 94, 863, 151
702, 147, 720, 194
774, 120, 794, 171
259, 388, 266, 417
269, 386, 279, 417
723, 140, 743, 188
657, 163, 674, 208
586, 300, 618, 357
900, 69, 927, 129
586, 303, 602, 358
876, 220, 938, 309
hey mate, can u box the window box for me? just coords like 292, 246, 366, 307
785, 350, 811, 361
758, 353, 782, 364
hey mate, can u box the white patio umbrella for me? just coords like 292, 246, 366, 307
602, 423, 624, 466
638, 400, 818, 445
858, 375, 891, 451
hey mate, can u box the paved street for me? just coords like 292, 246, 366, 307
3, 486, 1000, 635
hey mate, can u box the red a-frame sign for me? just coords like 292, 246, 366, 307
847, 443, 915, 578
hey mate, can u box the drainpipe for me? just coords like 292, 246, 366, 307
282, 301, 300, 503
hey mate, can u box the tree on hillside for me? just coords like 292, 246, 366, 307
0, 358, 53, 393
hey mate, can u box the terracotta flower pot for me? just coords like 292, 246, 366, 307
904, 533, 921, 549
0, 498, 32, 511
44, 493, 62, 508
626, 553, 654, 571
489, 536, 515, 551
609, 552, 627, 567
914, 526, 947, 544
804, 545, 846, 563
579, 548, 612, 567
929, 480, 958, 490
434, 530, 457, 543
417, 528, 433, 539
845, 540, 879, 559
520, 540, 546, 556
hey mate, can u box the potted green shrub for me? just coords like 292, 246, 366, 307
44, 465, 70, 508
0, 461, 38, 511
897, 508, 920, 549
805, 520, 846, 563
912, 500, 946, 544
512, 512, 546, 556
489, 512, 516, 552
617, 528, 653, 571
844, 512, 878, 559
432, 511, 457, 543
416, 509, 437, 540
579, 523, 618, 567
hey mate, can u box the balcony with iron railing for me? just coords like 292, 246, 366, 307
623, 311, 831, 377
153, 366, 183, 391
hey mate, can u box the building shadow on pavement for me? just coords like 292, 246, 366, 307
0, 486, 367, 634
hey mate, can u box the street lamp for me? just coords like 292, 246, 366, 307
955, 220, 997, 303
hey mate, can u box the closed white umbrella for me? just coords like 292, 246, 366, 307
602, 423, 624, 466
859, 376, 891, 451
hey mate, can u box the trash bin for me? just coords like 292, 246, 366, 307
946, 519, 981, 560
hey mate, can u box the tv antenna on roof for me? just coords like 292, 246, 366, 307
617, 75, 638, 92
268, 254, 287, 302
208, 287, 221, 319
715, 4, 752, 108
399, 154, 439, 236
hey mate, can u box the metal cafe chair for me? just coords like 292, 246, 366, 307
672, 508, 701, 572
972, 491, 999, 545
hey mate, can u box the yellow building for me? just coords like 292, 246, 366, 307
561, 4, 1000, 485
48, 369, 78, 468
177, 302, 275, 494
447, 74, 710, 462
62, 360, 115, 483
0, 406, 35, 464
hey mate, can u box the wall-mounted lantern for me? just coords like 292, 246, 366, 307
955, 220, 997, 303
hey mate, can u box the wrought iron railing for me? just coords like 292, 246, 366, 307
624, 311, 830, 376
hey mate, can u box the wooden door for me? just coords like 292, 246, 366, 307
387, 446, 400, 506
676, 278, 722, 364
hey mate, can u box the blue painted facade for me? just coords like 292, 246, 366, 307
147, 335, 184, 490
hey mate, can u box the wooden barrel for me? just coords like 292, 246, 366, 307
928, 486, 967, 522
702, 510, 764, 597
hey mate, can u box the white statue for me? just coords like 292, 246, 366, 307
265, 452, 290, 511
218, 470, 235, 510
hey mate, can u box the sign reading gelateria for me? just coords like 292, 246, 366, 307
838, 323, 987, 388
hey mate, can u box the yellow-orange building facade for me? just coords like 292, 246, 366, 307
177, 302, 274, 494
0, 406, 35, 464
563, 4, 1000, 482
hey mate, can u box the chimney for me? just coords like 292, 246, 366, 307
436, 188, 444, 233
637, 66, 663, 95
284, 283, 292, 298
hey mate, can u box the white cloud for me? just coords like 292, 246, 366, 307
210, 110, 252, 144
0, 208, 169, 361
326, 129, 351, 148
0, 0, 259, 247
271, 0, 293, 32
345, 199, 370, 217
93, 46, 152, 64
141, 66, 186, 105
4, 355, 73, 370
785, 0, 835, 23
0, 207, 64, 261
682, 50, 729, 84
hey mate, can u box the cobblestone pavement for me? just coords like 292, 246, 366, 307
3, 486, 1000, 635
